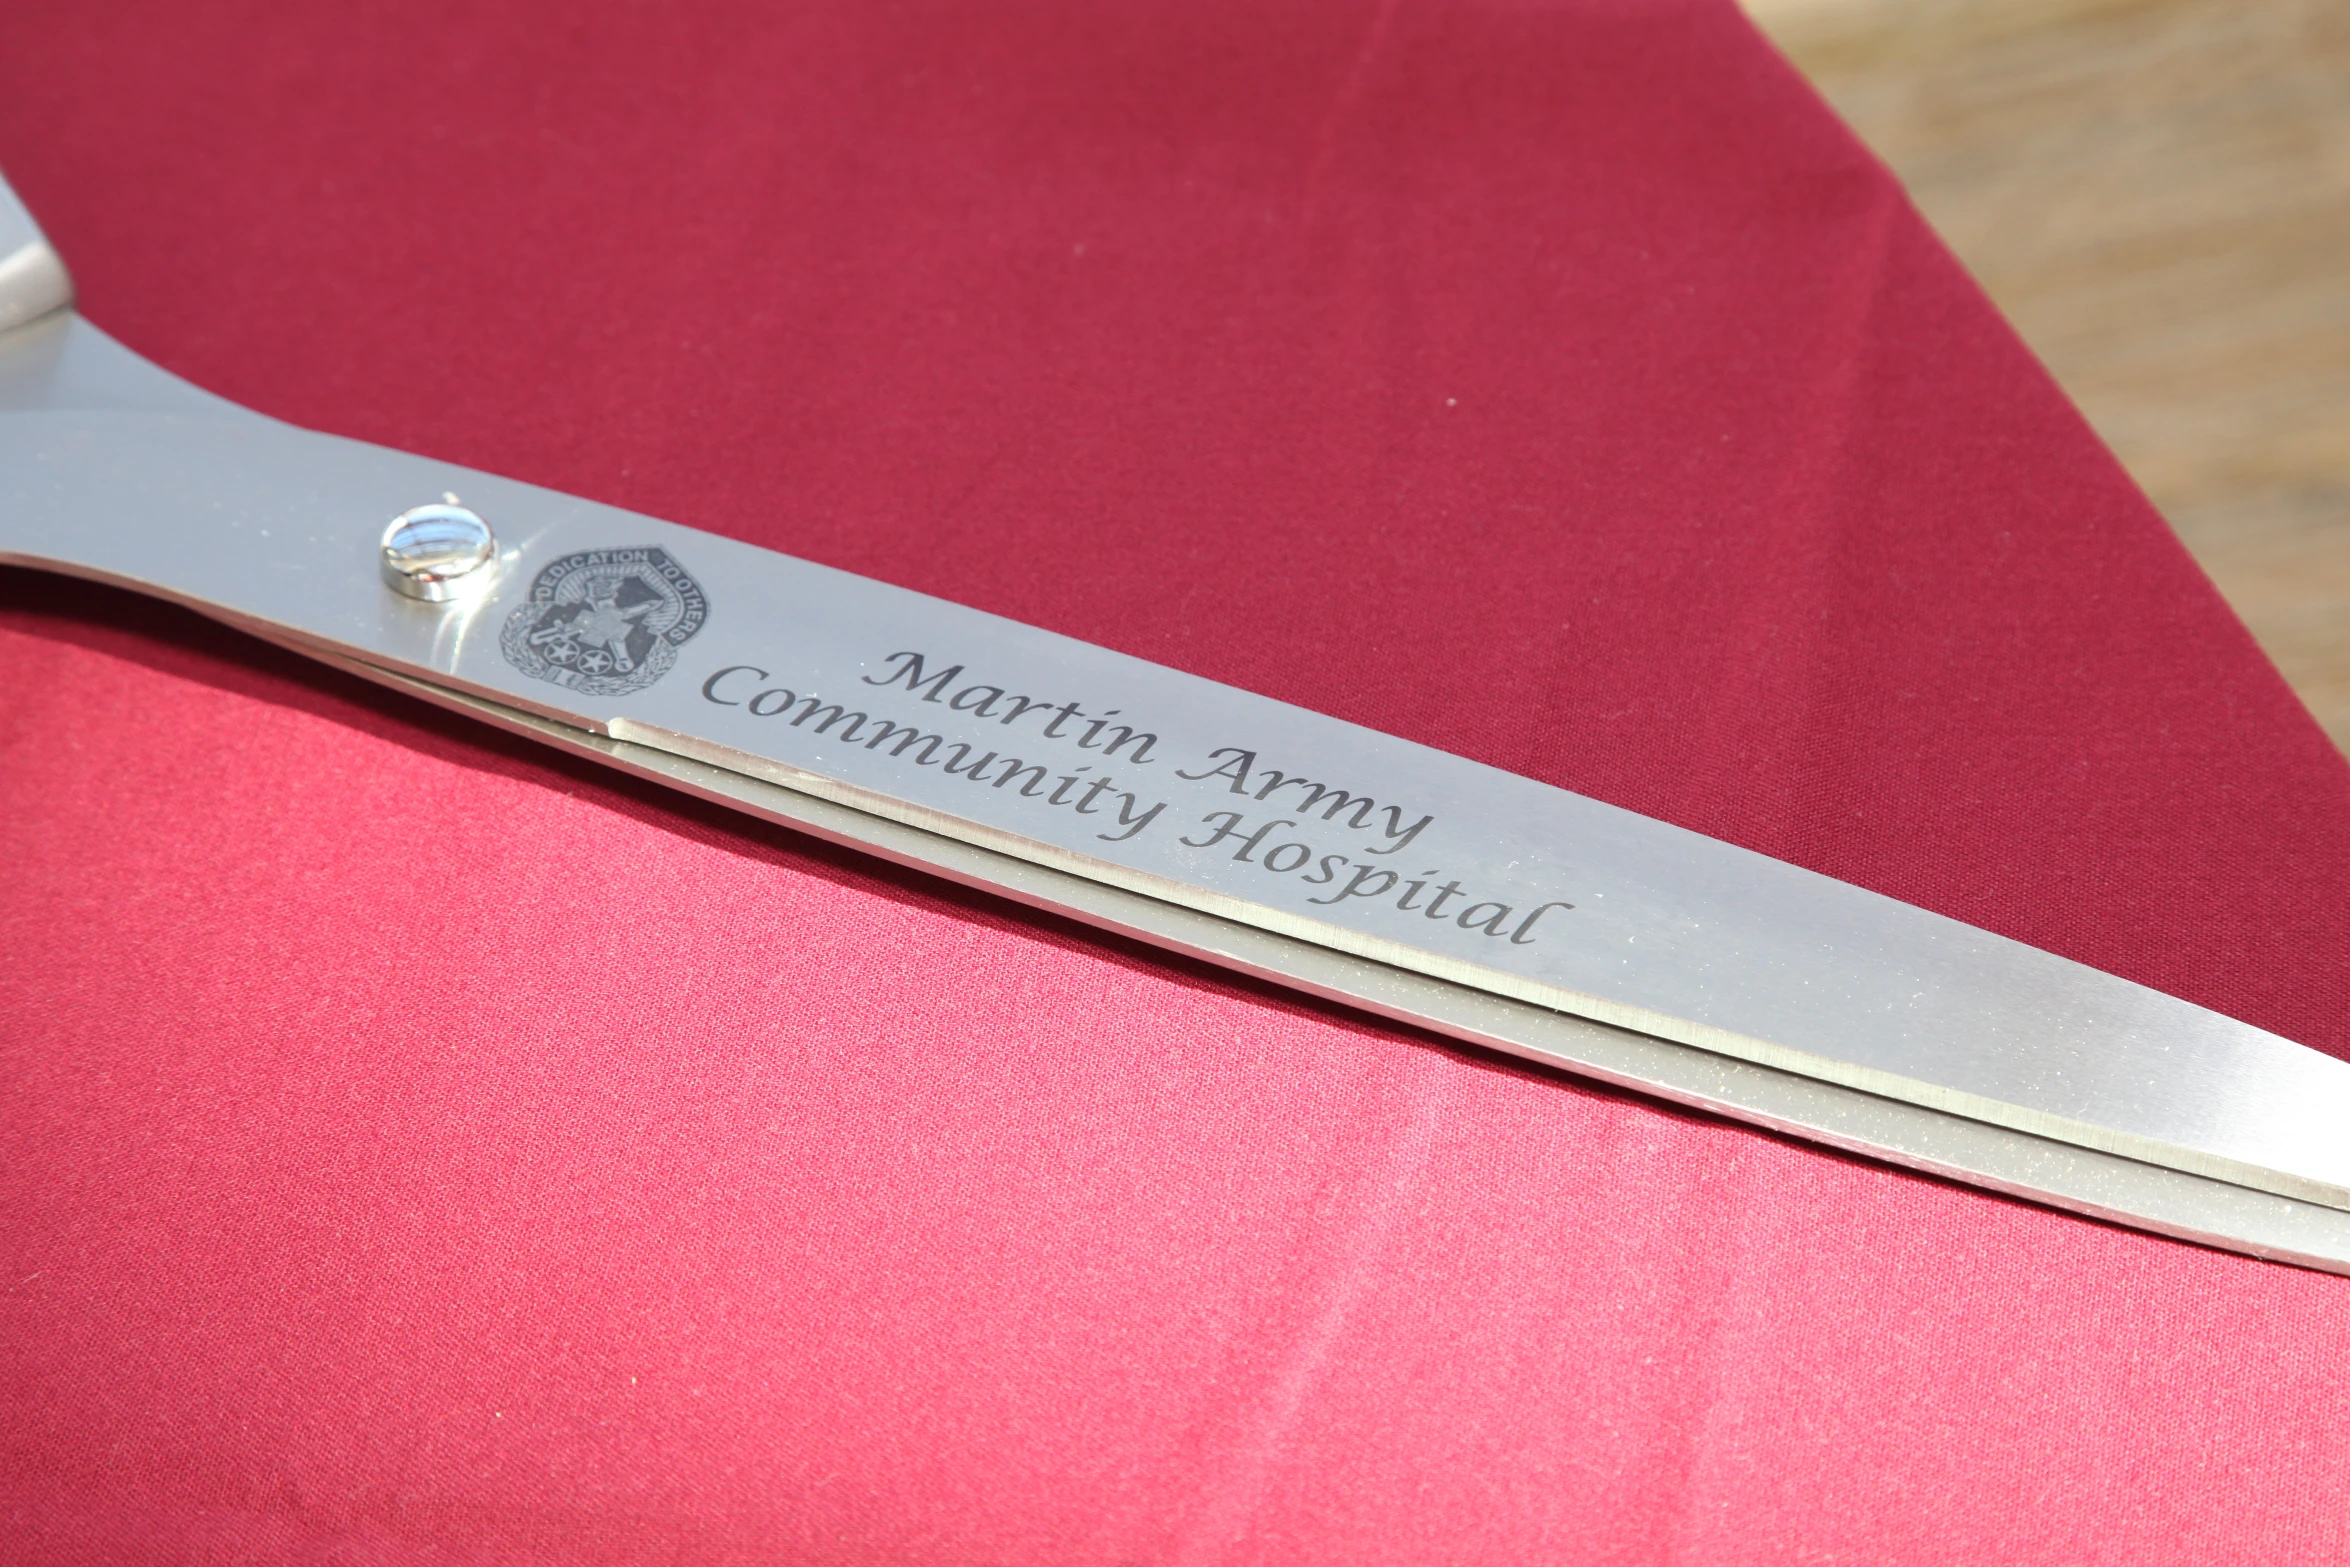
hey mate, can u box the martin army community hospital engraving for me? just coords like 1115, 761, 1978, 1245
699, 650, 1576, 948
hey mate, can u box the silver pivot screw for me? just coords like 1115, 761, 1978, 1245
381, 495, 497, 601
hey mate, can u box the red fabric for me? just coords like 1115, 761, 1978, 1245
6, 1, 2350, 1560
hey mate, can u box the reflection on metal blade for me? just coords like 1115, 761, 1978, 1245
293, 653, 2350, 1277
5, 170, 2348, 1273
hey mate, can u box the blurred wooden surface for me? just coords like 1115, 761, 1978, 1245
1743, 0, 2350, 755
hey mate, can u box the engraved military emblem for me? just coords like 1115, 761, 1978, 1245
499, 547, 709, 697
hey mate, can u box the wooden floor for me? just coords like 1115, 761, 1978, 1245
1743, 0, 2350, 755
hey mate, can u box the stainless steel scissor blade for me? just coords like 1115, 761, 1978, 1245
7, 167, 2347, 1273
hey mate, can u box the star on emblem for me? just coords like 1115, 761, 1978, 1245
565, 588, 657, 671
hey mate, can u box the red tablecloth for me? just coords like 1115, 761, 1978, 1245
7, 2, 2350, 1560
